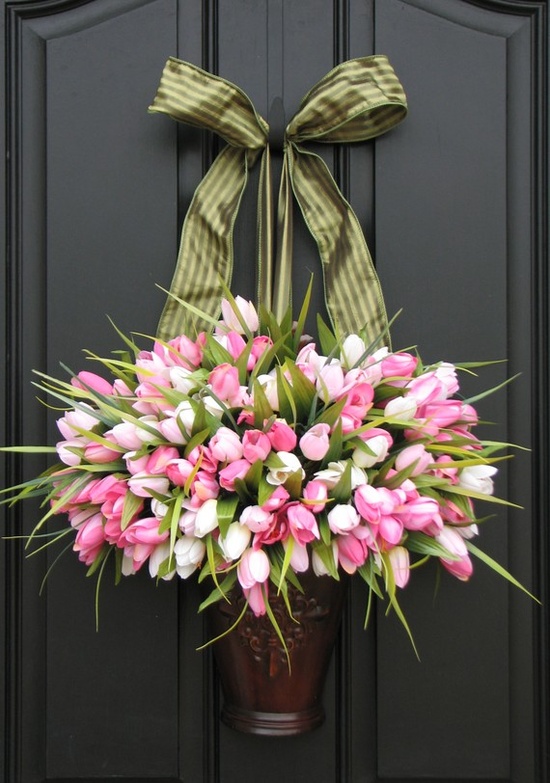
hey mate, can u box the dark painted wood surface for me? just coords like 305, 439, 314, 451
1, 1, 548, 781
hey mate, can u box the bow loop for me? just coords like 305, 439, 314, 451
286, 56, 407, 143
150, 57, 268, 149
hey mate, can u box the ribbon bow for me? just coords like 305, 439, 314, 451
149, 56, 407, 341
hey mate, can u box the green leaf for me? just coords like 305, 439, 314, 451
250, 380, 274, 428
283, 469, 304, 500
317, 314, 338, 356
276, 366, 297, 425
311, 541, 339, 579
121, 490, 144, 531
243, 459, 263, 494
380, 552, 420, 659
216, 495, 240, 538
405, 531, 460, 559
465, 541, 540, 602
283, 360, 317, 422
329, 460, 351, 504
322, 418, 344, 465
258, 476, 276, 507
292, 275, 314, 352
318, 512, 332, 546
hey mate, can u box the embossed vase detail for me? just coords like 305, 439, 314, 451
205, 570, 349, 736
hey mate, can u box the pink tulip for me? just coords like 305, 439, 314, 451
224, 331, 248, 360
165, 333, 203, 368
191, 471, 220, 502
165, 458, 194, 487
395, 444, 432, 477
73, 512, 105, 565
57, 404, 98, 440
118, 516, 169, 572
400, 495, 442, 533
336, 534, 368, 574
437, 526, 474, 581
266, 419, 297, 451
380, 352, 418, 379
406, 373, 446, 406
378, 514, 404, 546
218, 459, 252, 491
146, 446, 180, 474
302, 480, 329, 513
286, 502, 320, 546
419, 399, 463, 428
72, 371, 114, 396
260, 485, 290, 512
84, 439, 122, 464
208, 364, 241, 402
244, 582, 267, 616
248, 335, 273, 370
299, 423, 331, 461
242, 429, 272, 462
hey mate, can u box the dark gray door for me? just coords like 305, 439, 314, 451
1, 1, 548, 781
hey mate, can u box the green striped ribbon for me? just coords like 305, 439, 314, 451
149, 55, 407, 341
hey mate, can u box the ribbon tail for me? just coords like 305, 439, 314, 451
157, 145, 251, 339
272, 155, 294, 321
288, 143, 389, 345
256, 147, 273, 313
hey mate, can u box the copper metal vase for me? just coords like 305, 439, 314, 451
205, 570, 348, 736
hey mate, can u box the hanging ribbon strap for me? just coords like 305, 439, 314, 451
149, 56, 407, 340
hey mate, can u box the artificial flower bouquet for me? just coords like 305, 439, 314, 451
1, 286, 525, 644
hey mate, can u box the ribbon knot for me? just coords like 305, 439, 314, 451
149, 55, 407, 341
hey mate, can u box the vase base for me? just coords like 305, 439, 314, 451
221, 703, 325, 736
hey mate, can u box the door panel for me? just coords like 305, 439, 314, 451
1, 1, 548, 781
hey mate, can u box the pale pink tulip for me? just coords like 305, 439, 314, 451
210, 426, 244, 463
237, 547, 270, 589
240, 505, 274, 533
220, 296, 259, 333
387, 546, 410, 588
328, 503, 360, 535
395, 444, 432, 476
299, 423, 331, 461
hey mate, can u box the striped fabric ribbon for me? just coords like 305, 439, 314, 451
149, 56, 407, 341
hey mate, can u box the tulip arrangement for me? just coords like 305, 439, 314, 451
2, 285, 527, 645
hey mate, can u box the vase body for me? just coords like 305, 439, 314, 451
205, 571, 348, 736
